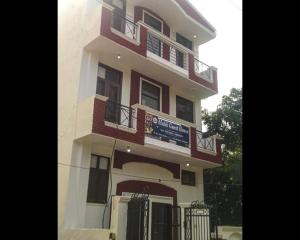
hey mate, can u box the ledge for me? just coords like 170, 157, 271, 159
95, 94, 108, 102
197, 147, 217, 156
104, 121, 137, 134
110, 27, 140, 46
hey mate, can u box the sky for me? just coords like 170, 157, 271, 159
189, 0, 242, 112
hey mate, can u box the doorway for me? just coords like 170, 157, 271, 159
144, 11, 163, 57
97, 63, 122, 124
151, 202, 172, 240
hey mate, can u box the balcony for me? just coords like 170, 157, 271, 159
75, 95, 223, 167
84, 4, 218, 98
146, 29, 189, 77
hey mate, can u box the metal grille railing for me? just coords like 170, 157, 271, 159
194, 58, 211, 81
196, 131, 215, 152
184, 200, 219, 240
147, 32, 188, 69
111, 12, 138, 40
105, 100, 137, 129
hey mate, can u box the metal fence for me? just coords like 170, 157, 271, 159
196, 131, 215, 152
147, 32, 187, 69
105, 100, 136, 129
194, 58, 211, 80
184, 201, 219, 240
111, 12, 138, 40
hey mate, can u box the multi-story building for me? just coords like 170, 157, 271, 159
58, 0, 223, 239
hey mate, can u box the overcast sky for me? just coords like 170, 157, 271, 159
189, 0, 242, 112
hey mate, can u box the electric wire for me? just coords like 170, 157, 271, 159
58, 162, 242, 186
102, 128, 118, 228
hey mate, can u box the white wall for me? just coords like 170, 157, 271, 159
82, 143, 205, 228
59, 0, 206, 236
58, 0, 103, 235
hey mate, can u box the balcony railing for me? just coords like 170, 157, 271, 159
147, 32, 188, 70
111, 11, 138, 40
196, 130, 215, 152
194, 58, 211, 81
105, 100, 137, 129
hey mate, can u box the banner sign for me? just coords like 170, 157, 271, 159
145, 113, 189, 147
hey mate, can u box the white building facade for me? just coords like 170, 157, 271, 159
58, 0, 223, 239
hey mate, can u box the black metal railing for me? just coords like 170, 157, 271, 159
111, 11, 138, 40
147, 32, 187, 69
196, 130, 215, 152
185, 200, 219, 240
194, 58, 211, 80
104, 100, 136, 128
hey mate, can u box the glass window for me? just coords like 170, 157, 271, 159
99, 157, 109, 170
87, 155, 110, 203
182, 170, 196, 186
141, 80, 161, 111
90, 155, 98, 168
112, 0, 124, 10
176, 33, 193, 50
144, 12, 162, 32
176, 96, 194, 123
98, 66, 106, 79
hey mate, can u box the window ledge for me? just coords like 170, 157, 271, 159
104, 121, 137, 133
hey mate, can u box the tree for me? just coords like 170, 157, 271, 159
202, 88, 242, 226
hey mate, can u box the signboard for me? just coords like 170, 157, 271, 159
145, 113, 189, 147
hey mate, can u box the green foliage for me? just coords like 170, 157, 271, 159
202, 88, 242, 226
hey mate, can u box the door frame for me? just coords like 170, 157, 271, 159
98, 63, 123, 102
122, 192, 173, 240
151, 202, 173, 240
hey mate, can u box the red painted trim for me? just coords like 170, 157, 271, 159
174, 0, 215, 32
92, 98, 145, 145
116, 180, 177, 205
134, 6, 170, 37
130, 70, 170, 114
190, 127, 223, 164
162, 43, 170, 61
100, 7, 148, 57
188, 53, 218, 93
113, 150, 180, 179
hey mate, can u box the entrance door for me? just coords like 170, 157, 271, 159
151, 202, 172, 240
144, 12, 162, 57
97, 64, 122, 124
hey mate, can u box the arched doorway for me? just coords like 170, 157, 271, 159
116, 180, 178, 240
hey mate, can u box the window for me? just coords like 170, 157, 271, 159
144, 12, 162, 32
144, 12, 163, 57
104, 0, 125, 10
141, 80, 161, 111
87, 155, 110, 204
175, 33, 192, 68
176, 96, 194, 123
96, 64, 122, 100
176, 33, 193, 50
181, 170, 196, 186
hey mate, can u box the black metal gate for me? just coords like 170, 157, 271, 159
126, 193, 150, 240
172, 205, 182, 240
184, 201, 219, 240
